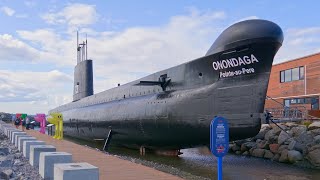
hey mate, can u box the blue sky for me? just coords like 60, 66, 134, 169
0, 0, 319, 114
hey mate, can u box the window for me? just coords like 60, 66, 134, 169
299, 66, 304, 79
280, 66, 304, 83
284, 69, 291, 82
292, 68, 299, 81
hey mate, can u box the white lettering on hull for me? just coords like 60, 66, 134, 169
212, 54, 259, 70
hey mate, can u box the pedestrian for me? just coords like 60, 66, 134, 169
21, 118, 26, 131
26, 117, 30, 130
14, 118, 21, 129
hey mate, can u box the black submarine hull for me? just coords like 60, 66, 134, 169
50, 20, 284, 150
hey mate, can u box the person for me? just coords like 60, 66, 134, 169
26, 117, 30, 130
21, 118, 26, 131
14, 118, 21, 129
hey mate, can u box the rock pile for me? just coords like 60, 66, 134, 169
0, 132, 42, 180
229, 121, 320, 169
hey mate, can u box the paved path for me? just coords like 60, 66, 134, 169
23, 129, 183, 180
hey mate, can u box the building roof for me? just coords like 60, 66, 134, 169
274, 52, 320, 66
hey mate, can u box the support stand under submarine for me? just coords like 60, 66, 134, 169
49, 19, 283, 156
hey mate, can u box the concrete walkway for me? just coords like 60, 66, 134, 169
23, 129, 183, 180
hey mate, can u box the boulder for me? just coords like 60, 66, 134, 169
278, 145, 289, 154
0, 147, 9, 156
240, 144, 248, 152
285, 122, 299, 128
269, 144, 280, 154
234, 140, 247, 146
235, 151, 241, 155
0, 169, 13, 180
242, 142, 256, 150
242, 151, 249, 156
307, 148, 320, 167
308, 121, 320, 130
272, 153, 280, 162
278, 131, 291, 145
290, 126, 307, 137
264, 150, 274, 159
288, 140, 304, 153
251, 149, 265, 158
314, 135, 320, 144
287, 150, 303, 163
257, 140, 269, 149
272, 124, 287, 135
310, 129, 320, 136
264, 129, 276, 141
231, 144, 240, 152
279, 149, 289, 163
296, 132, 314, 146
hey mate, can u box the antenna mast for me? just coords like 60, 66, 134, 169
76, 32, 88, 63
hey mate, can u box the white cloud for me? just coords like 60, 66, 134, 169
0, 34, 39, 62
24, 0, 37, 8
275, 27, 320, 63
1, 6, 15, 16
41, 3, 98, 27
0, 69, 73, 114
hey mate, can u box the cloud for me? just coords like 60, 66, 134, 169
0, 69, 72, 113
41, 3, 98, 27
24, 0, 37, 8
274, 27, 320, 63
0, 34, 39, 62
1, 6, 15, 16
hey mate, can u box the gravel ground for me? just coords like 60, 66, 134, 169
0, 131, 43, 180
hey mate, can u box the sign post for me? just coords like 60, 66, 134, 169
210, 116, 229, 180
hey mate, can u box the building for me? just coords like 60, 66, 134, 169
265, 52, 320, 118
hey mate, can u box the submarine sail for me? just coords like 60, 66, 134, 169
50, 19, 284, 150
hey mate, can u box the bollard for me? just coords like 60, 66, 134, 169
11, 132, 26, 144
54, 163, 99, 180
23, 140, 45, 159
29, 145, 56, 168
39, 152, 72, 180
18, 137, 37, 151
15, 134, 30, 147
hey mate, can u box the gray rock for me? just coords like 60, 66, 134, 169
278, 131, 291, 145
310, 129, 320, 136
264, 150, 274, 159
273, 124, 286, 135
279, 149, 289, 163
272, 153, 280, 162
288, 150, 303, 163
13, 159, 23, 166
264, 129, 275, 141
0, 169, 13, 179
231, 144, 240, 152
290, 126, 307, 137
0, 148, 9, 156
235, 151, 241, 155
242, 151, 249, 156
278, 145, 289, 154
243, 142, 256, 150
285, 122, 299, 128
307, 148, 320, 167
251, 149, 265, 158
296, 132, 314, 146
308, 121, 320, 130
314, 135, 320, 144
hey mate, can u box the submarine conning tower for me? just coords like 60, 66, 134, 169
205, 19, 284, 56
73, 33, 93, 102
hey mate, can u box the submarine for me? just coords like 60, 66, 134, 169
49, 19, 284, 152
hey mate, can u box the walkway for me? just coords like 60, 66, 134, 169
24, 129, 183, 180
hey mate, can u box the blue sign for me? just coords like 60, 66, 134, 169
210, 116, 229, 157
210, 116, 229, 180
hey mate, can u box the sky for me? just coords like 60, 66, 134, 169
0, 0, 319, 114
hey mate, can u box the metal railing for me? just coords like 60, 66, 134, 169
265, 96, 307, 122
